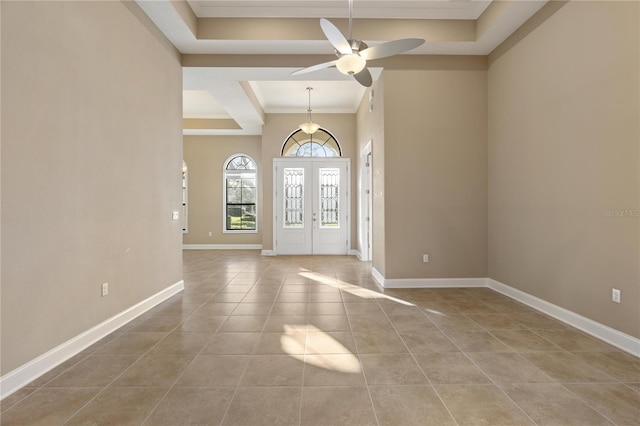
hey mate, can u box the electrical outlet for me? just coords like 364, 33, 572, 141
172, 211, 180, 220
423, 254, 429, 263
208, 231, 212, 237
612, 288, 621, 303
101, 282, 109, 297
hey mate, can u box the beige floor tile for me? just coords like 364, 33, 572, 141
447, 300, 498, 314
360, 353, 428, 385
399, 329, 459, 353
353, 331, 408, 353
306, 315, 352, 331
502, 383, 614, 425
254, 331, 306, 355
306, 331, 357, 354
128, 315, 184, 332
144, 387, 234, 426
149, 331, 212, 355
240, 355, 304, 386
467, 352, 555, 383
177, 314, 227, 332
66, 387, 167, 425
263, 315, 308, 331
466, 313, 529, 330
490, 329, 562, 352
175, 355, 250, 387
308, 302, 347, 315
93, 332, 166, 355
303, 354, 366, 386
270, 302, 308, 315
201, 332, 260, 354
348, 314, 395, 331
300, 386, 377, 426
414, 352, 491, 384
369, 385, 456, 426
484, 301, 535, 314
435, 384, 534, 425
572, 350, 640, 382
309, 292, 344, 303
230, 302, 273, 315
45, 355, 138, 387
219, 315, 267, 332
510, 312, 568, 329
223, 386, 301, 426
276, 292, 310, 303
523, 352, 616, 382
386, 312, 438, 331
110, 354, 193, 387
425, 313, 484, 331
25, 354, 89, 387
533, 329, 620, 352
344, 302, 385, 315
209, 292, 247, 303
444, 329, 513, 352
566, 383, 640, 426
0, 388, 100, 425
0, 388, 36, 413
194, 302, 239, 316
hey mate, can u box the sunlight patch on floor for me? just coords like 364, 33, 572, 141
279, 324, 362, 373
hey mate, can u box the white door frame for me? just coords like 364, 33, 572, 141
358, 141, 373, 261
273, 157, 351, 255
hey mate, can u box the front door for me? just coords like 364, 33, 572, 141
275, 158, 349, 255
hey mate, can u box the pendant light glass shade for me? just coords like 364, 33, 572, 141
299, 87, 321, 134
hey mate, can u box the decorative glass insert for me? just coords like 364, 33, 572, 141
281, 128, 342, 157
283, 168, 304, 228
225, 155, 257, 231
319, 168, 340, 228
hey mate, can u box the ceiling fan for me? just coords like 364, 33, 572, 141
292, 0, 425, 87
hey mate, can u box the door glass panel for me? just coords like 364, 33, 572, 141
319, 167, 340, 229
284, 168, 304, 228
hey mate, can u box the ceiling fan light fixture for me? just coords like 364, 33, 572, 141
299, 87, 321, 134
336, 53, 366, 75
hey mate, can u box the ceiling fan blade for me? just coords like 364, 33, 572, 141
353, 67, 373, 87
320, 18, 352, 55
360, 38, 425, 60
291, 60, 338, 76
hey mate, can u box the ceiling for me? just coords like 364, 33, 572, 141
136, 0, 548, 135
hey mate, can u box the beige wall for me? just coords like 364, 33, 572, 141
1, 1, 183, 374
488, 1, 640, 337
381, 67, 488, 279
261, 113, 358, 252
183, 135, 262, 245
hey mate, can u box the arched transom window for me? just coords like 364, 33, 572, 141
281, 128, 342, 157
223, 154, 257, 232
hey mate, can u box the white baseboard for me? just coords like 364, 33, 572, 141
0, 280, 184, 401
375, 273, 487, 289
488, 279, 640, 357
348, 249, 361, 259
183, 244, 262, 250
261, 250, 275, 256
371, 268, 385, 287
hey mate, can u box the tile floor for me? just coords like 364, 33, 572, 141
2, 250, 639, 425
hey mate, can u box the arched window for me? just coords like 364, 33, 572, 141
281, 128, 342, 157
223, 154, 257, 232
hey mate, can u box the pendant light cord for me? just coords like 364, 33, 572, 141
307, 87, 313, 122
348, 0, 353, 40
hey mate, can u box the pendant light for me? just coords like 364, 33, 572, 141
299, 87, 321, 134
